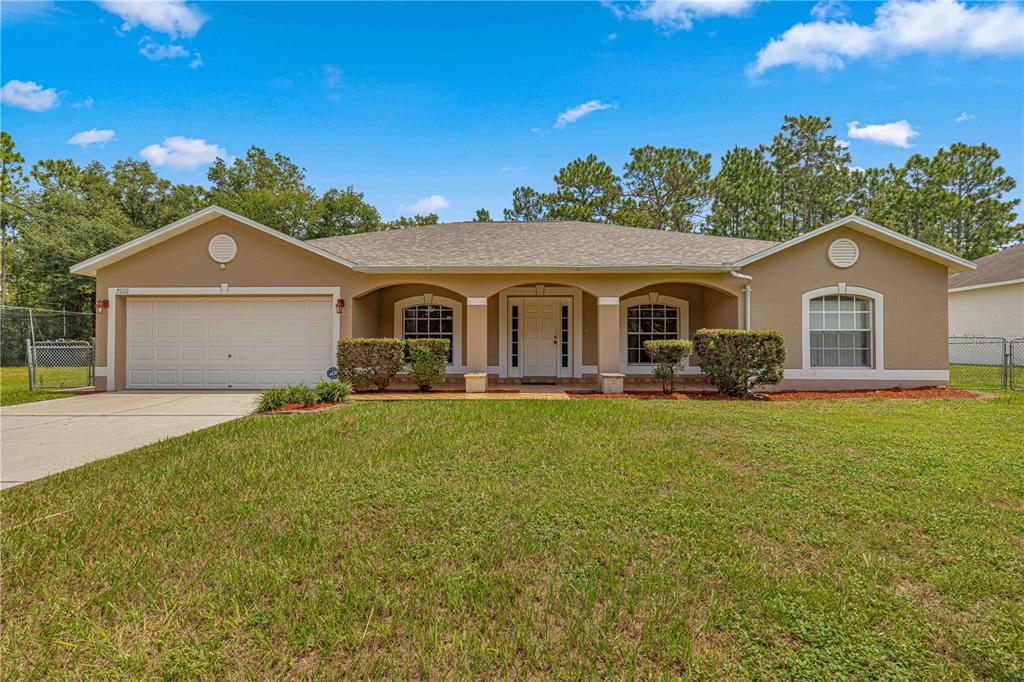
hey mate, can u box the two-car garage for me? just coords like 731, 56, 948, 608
125, 296, 334, 389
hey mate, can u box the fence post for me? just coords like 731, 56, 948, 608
25, 338, 34, 390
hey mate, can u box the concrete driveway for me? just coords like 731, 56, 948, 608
1, 392, 257, 489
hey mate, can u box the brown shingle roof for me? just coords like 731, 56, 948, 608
948, 242, 1024, 289
307, 221, 776, 270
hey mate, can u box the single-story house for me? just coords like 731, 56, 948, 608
948, 242, 1024, 340
70, 206, 974, 393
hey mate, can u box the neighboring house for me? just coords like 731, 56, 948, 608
70, 207, 973, 393
948, 242, 1024, 339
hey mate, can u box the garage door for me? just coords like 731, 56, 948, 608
126, 296, 333, 389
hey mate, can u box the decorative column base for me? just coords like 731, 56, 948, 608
464, 372, 488, 393
600, 373, 625, 394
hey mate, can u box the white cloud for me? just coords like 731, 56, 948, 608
97, 0, 206, 39
606, 32, 618, 41
501, 166, 527, 173
139, 37, 190, 61
72, 96, 95, 109
408, 195, 450, 213
0, 79, 59, 111
140, 136, 227, 169
847, 120, 919, 148
955, 111, 974, 123
68, 128, 116, 147
189, 52, 203, 69
753, 0, 1024, 74
811, 0, 850, 22
609, 0, 758, 32
555, 100, 615, 129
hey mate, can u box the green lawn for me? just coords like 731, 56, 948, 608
0, 366, 89, 406
3, 395, 1022, 679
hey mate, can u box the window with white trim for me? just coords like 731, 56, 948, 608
809, 295, 871, 367
402, 304, 454, 362
626, 303, 680, 364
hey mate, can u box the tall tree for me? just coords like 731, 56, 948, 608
473, 208, 492, 222
928, 143, 1020, 259
1, 132, 28, 304
704, 146, 778, 240
503, 186, 545, 221
546, 154, 622, 222
205, 147, 320, 238
769, 115, 854, 239
859, 158, 944, 246
620, 146, 712, 231
310, 186, 381, 238
110, 159, 203, 232
17, 159, 138, 312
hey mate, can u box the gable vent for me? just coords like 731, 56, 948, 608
208, 234, 237, 264
828, 238, 859, 268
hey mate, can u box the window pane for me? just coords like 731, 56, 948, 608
810, 298, 824, 312
839, 313, 855, 330
839, 297, 855, 312
824, 312, 839, 329
824, 297, 839, 312
856, 312, 870, 330
855, 298, 871, 312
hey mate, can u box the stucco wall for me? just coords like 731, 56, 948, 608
948, 283, 1024, 339
743, 226, 950, 370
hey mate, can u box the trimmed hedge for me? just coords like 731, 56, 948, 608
337, 338, 406, 391
643, 339, 693, 394
693, 329, 785, 398
407, 338, 450, 391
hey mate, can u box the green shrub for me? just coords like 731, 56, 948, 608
337, 338, 406, 391
406, 338, 450, 391
693, 329, 785, 398
643, 339, 694, 394
256, 387, 288, 413
315, 378, 352, 403
283, 383, 319, 407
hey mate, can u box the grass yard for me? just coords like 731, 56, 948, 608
2, 394, 1022, 679
949, 363, 1013, 390
0, 366, 89, 406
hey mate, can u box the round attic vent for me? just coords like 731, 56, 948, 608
828, 238, 859, 268
208, 234, 237, 264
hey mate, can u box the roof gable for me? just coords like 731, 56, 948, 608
732, 215, 975, 273
69, 206, 355, 277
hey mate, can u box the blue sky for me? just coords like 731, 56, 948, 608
2, 0, 1022, 221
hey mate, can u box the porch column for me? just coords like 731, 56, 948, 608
465, 297, 488, 392
597, 296, 624, 394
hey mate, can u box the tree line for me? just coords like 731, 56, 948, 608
1, 114, 1020, 315
503, 115, 1020, 260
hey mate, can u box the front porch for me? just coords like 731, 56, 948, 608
346, 279, 744, 392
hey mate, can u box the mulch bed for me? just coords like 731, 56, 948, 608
568, 387, 979, 401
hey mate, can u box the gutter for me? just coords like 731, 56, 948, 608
729, 271, 753, 330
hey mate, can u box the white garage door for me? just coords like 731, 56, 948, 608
126, 296, 334, 389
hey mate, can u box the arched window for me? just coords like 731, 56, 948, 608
626, 303, 680, 364
402, 304, 455, 362
809, 295, 871, 367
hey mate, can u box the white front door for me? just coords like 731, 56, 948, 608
522, 298, 560, 377
125, 296, 333, 389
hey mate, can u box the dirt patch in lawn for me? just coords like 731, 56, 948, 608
569, 387, 980, 401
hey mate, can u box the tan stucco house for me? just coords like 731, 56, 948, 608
948, 242, 1024, 340
70, 206, 974, 393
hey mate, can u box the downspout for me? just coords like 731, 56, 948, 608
729, 271, 752, 330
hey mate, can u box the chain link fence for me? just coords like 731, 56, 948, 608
1, 305, 95, 366
948, 336, 1023, 390
1012, 338, 1024, 392
27, 340, 95, 389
